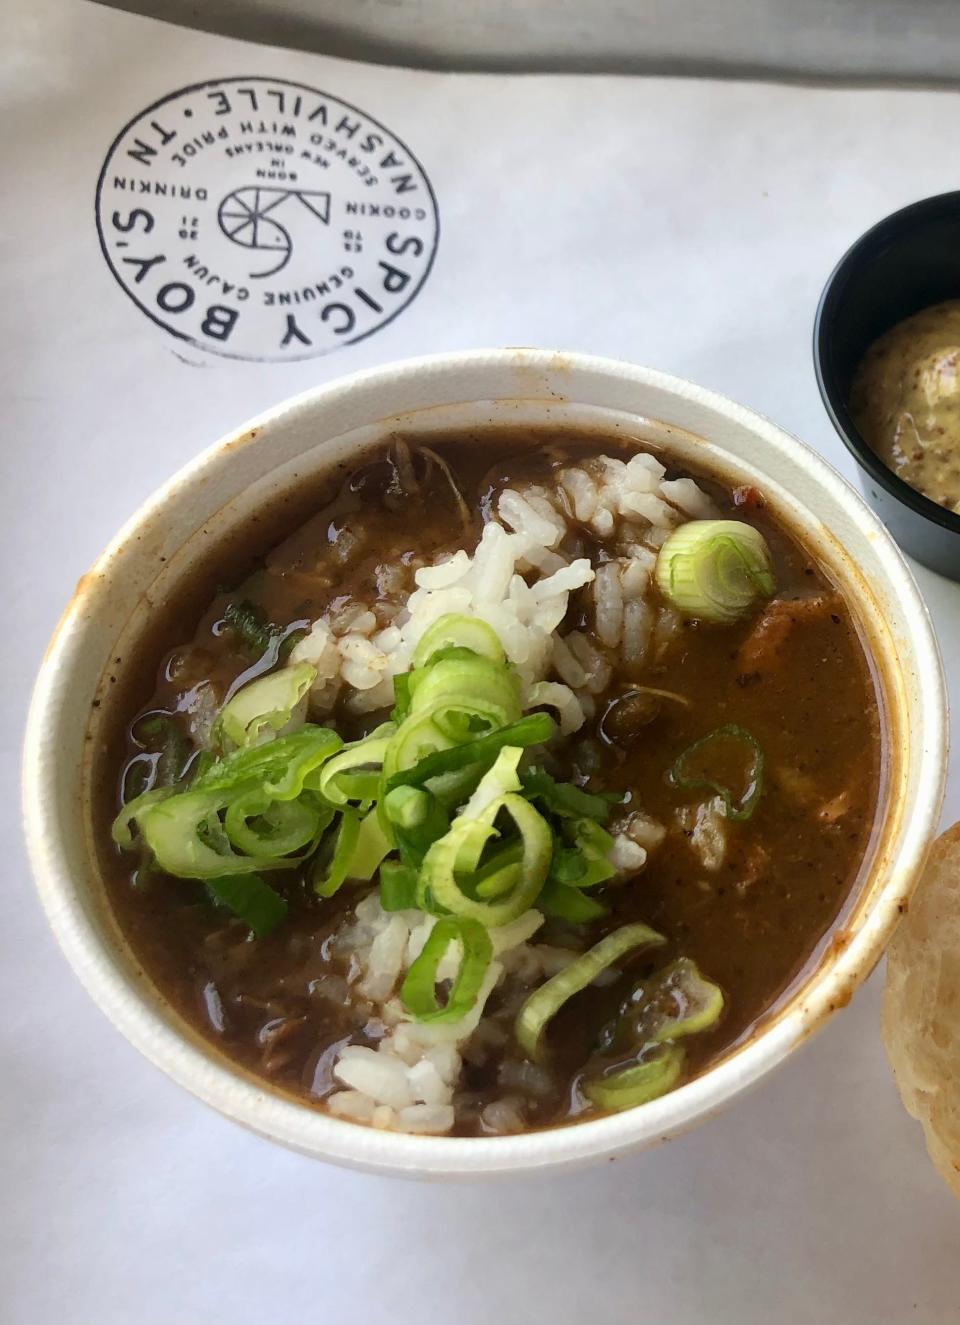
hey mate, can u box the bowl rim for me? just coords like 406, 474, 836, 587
813, 188, 960, 535
22, 348, 948, 1178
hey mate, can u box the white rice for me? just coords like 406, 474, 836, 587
324, 895, 553, 1134
289, 453, 714, 725
593, 562, 625, 648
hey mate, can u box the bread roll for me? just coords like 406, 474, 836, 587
882, 823, 960, 1198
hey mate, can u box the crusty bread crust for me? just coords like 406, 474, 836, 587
882, 823, 960, 1198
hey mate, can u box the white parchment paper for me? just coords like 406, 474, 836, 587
4, 2, 960, 1321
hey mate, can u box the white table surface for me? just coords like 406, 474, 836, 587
4, 3, 959, 1321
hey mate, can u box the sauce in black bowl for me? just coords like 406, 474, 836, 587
814, 190, 960, 581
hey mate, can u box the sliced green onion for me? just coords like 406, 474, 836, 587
545, 821, 616, 893
137, 714, 190, 787
411, 614, 506, 669
194, 726, 342, 800
381, 638, 527, 795
472, 842, 524, 899
129, 788, 296, 878
381, 712, 455, 788
419, 793, 552, 926
380, 860, 419, 911
521, 767, 616, 823
188, 751, 216, 783
459, 746, 523, 818
222, 600, 306, 661
112, 787, 175, 848
391, 670, 413, 723
669, 723, 765, 822
279, 623, 310, 660
216, 662, 316, 749
223, 789, 330, 857
386, 714, 556, 796
313, 809, 360, 898
586, 958, 723, 1107
400, 917, 493, 1023
538, 878, 610, 923
379, 708, 552, 838
397, 645, 509, 724
557, 819, 617, 888
632, 957, 725, 1044
392, 791, 450, 869
315, 723, 395, 807
314, 807, 391, 898
582, 1045, 684, 1111
384, 785, 430, 830
205, 873, 288, 939
407, 654, 522, 739
515, 923, 666, 1063
549, 846, 591, 886
655, 519, 775, 623
352, 807, 393, 878
112, 723, 348, 926
118, 732, 341, 876
222, 600, 276, 656
120, 756, 158, 807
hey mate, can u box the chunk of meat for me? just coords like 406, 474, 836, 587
738, 594, 840, 674
677, 797, 727, 871
773, 765, 820, 806
735, 843, 770, 896
259, 1014, 310, 1074
775, 766, 855, 825
818, 788, 853, 825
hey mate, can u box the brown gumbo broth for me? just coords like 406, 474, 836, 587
97, 429, 883, 1135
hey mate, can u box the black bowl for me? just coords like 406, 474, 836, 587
814, 190, 960, 581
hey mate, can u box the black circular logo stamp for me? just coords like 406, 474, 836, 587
95, 77, 439, 362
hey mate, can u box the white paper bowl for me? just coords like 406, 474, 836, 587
23, 349, 947, 1179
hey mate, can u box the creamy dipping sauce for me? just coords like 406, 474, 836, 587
850, 299, 960, 512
